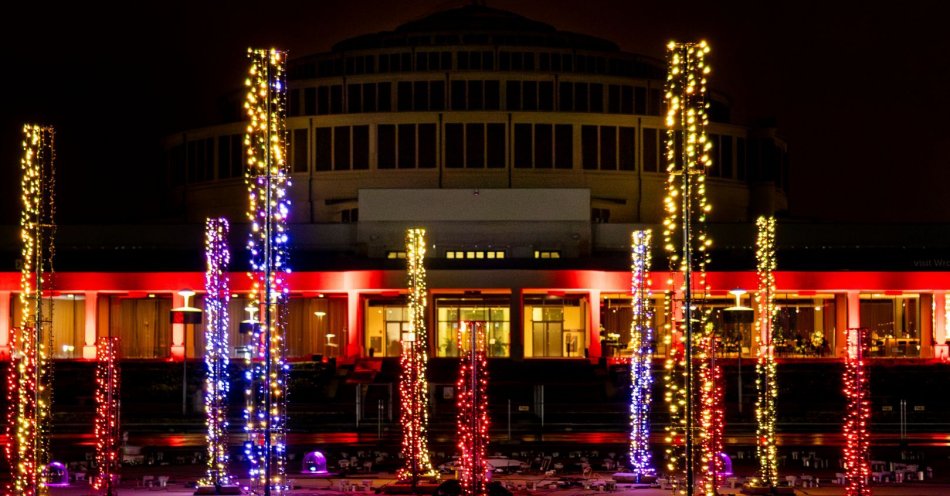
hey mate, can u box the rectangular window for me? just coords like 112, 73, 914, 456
643, 128, 658, 173
445, 123, 464, 168
397, 82, 412, 111
289, 88, 300, 116
506, 80, 521, 110
377, 125, 396, 169
330, 85, 343, 113
435, 297, 511, 358
418, 124, 436, 169
353, 125, 369, 170
315, 128, 332, 172
468, 80, 484, 110
534, 124, 553, 169
648, 88, 662, 116
378, 82, 392, 111
451, 80, 466, 110
581, 125, 597, 170
608, 84, 620, 114
466, 123, 484, 168
363, 83, 377, 112
398, 124, 415, 169
292, 128, 308, 173
347, 83, 361, 113
217, 136, 232, 179
333, 127, 350, 170
430, 81, 445, 110
486, 123, 505, 169
539, 81, 554, 111
230, 135, 242, 178
590, 83, 604, 112
304, 87, 316, 115
317, 86, 329, 115
555, 124, 572, 169
575, 83, 589, 112
600, 126, 616, 170
413, 81, 428, 111
634, 86, 646, 114
737, 137, 747, 180
558, 82, 571, 111
720, 135, 734, 179
514, 123, 532, 168
619, 126, 635, 171
485, 80, 500, 110
522, 81, 537, 111
621, 85, 634, 114
707, 134, 720, 177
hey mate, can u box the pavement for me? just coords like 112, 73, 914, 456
45, 471, 950, 496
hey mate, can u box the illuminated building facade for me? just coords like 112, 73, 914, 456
0, 5, 947, 372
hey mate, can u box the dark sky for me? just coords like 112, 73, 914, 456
2, 0, 948, 224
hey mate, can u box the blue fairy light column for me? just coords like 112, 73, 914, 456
243, 47, 291, 496
201, 217, 233, 490
628, 230, 655, 479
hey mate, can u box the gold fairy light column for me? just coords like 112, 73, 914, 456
7, 124, 56, 496
661, 41, 713, 496
397, 228, 437, 488
754, 216, 779, 487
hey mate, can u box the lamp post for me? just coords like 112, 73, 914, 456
725, 289, 753, 415
171, 289, 202, 417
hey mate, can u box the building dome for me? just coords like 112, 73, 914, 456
164, 4, 789, 255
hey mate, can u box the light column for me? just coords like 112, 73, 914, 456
628, 230, 655, 479
398, 228, 436, 487
243, 47, 291, 496
92, 337, 120, 496
753, 216, 778, 487
842, 327, 871, 496
82, 291, 98, 359
661, 40, 713, 496
457, 322, 489, 496
8, 124, 56, 496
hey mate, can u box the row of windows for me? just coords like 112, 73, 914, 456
172, 126, 751, 182
287, 80, 663, 116
292, 48, 661, 79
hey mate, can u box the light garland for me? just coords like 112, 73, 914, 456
8, 124, 56, 496
697, 327, 724, 496
843, 327, 872, 496
754, 216, 779, 487
628, 230, 655, 478
243, 47, 291, 496
202, 218, 233, 488
398, 228, 437, 483
456, 322, 489, 496
661, 41, 713, 496
93, 337, 120, 495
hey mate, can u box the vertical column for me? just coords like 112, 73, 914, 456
82, 291, 98, 359
0, 291, 9, 359
935, 292, 947, 359
171, 292, 185, 360
847, 291, 861, 329
509, 288, 524, 359
588, 289, 601, 363
834, 293, 849, 358
347, 290, 360, 359
920, 293, 934, 359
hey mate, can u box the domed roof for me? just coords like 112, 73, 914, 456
332, 4, 618, 52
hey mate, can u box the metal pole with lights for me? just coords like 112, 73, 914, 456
8, 124, 56, 496
662, 40, 713, 496
628, 230, 656, 480
753, 216, 779, 488
457, 322, 488, 496
243, 47, 290, 496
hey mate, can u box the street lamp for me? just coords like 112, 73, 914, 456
171, 289, 202, 416
724, 289, 753, 414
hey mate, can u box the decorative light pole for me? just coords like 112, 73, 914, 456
628, 230, 655, 480
661, 40, 713, 496
200, 217, 235, 493
843, 327, 872, 496
457, 322, 489, 496
754, 216, 779, 488
8, 124, 56, 496
93, 337, 120, 496
243, 47, 291, 496
398, 228, 436, 489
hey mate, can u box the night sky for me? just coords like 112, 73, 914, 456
1, 1, 947, 225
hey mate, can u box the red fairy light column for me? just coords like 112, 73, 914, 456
93, 337, 120, 496
843, 327, 872, 496
456, 322, 489, 496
